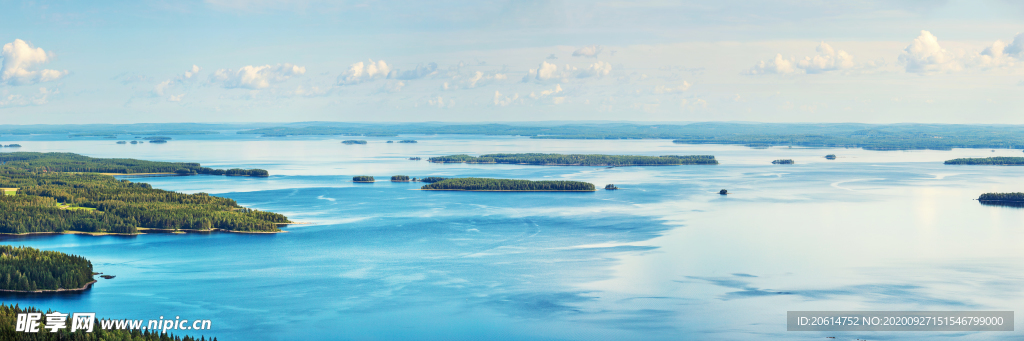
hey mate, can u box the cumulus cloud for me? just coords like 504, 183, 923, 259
653, 81, 691, 94
493, 90, 521, 106
681, 98, 707, 110
797, 42, 854, 73
898, 30, 962, 74
153, 65, 202, 101
211, 63, 305, 89
338, 59, 389, 85
444, 71, 508, 90
427, 96, 454, 108
181, 65, 200, 80
528, 84, 565, 104
749, 54, 797, 74
524, 61, 612, 82
1, 39, 68, 86
572, 45, 603, 58
750, 42, 853, 75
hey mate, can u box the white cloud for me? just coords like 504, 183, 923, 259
898, 30, 962, 74
653, 82, 691, 94
211, 63, 305, 89
749, 54, 797, 74
1, 39, 68, 86
168, 93, 184, 102
493, 90, 520, 106
797, 42, 854, 73
578, 61, 612, 78
181, 65, 200, 80
445, 71, 508, 90
572, 45, 603, 58
750, 42, 854, 75
381, 80, 405, 93
524, 61, 612, 82
427, 96, 454, 108
290, 85, 330, 97
338, 59, 389, 85
154, 80, 173, 96
154, 65, 203, 101
389, 62, 437, 80
681, 98, 707, 110
1006, 33, 1024, 57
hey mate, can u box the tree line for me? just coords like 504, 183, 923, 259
427, 153, 718, 166
944, 157, 1024, 165
0, 152, 268, 176
0, 245, 93, 292
421, 178, 595, 191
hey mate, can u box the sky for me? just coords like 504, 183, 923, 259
1, 0, 1024, 124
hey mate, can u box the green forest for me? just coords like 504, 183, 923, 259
978, 193, 1024, 202
427, 153, 717, 166
0, 152, 268, 176
0, 304, 216, 341
0, 154, 289, 234
421, 178, 595, 191
944, 157, 1024, 165
0, 246, 93, 292
353, 176, 374, 182
772, 159, 795, 164
420, 177, 447, 183
391, 175, 410, 181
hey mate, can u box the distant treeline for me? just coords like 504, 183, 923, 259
772, 159, 795, 164
420, 177, 447, 183
945, 157, 1024, 165
398, 140, 418, 143
978, 193, 1024, 202
0, 152, 268, 176
0, 245, 93, 291
428, 153, 717, 166
0, 303, 217, 341
421, 178, 595, 191
232, 122, 1024, 151
342, 140, 367, 145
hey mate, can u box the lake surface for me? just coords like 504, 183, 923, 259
2, 134, 1023, 340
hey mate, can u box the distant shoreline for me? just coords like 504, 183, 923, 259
418, 189, 595, 192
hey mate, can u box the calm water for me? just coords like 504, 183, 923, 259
2, 134, 1023, 340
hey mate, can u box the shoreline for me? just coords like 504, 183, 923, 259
418, 189, 595, 192
427, 161, 714, 166
0, 280, 97, 294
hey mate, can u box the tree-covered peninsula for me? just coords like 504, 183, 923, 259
945, 157, 1024, 165
420, 177, 447, 183
421, 178, 595, 191
0, 153, 289, 234
427, 153, 717, 166
0, 245, 94, 292
977, 192, 1024, 207
0, 152, 268, 176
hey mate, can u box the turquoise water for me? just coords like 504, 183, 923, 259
2, 135, 1024, 340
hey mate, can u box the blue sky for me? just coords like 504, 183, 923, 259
1, 0, 1024, 124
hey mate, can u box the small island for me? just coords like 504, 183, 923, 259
391, 175, 411, 182
0, 245, 95, 292
978, 192, 1024, 207
420, 176, 447, 183
945, 157, 1024, 165
387, 141, 394, 143
117, 141, 127, 144
719, 189, 728, 195
605, 184, 618, 190
409, 157, 422, 160
353, 175, 375, 183
772, 159, 795, 164
428, 153, 718, 166
149, 139, 168, 143
342, 140, 368, 145
825, 154, 836, 160
131, 140, 139, 144
421, 178, 595, 191
399, 140, 418, 143
5, 144, 22, 148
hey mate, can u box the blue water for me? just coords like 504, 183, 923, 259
2, 135, 1024, 340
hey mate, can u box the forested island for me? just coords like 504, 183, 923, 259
0, 153, 289, 234
421, 178, 595, 191
420, 177, 447, 183
342, 140, 367, 145
826, 154, 836, 160
1, 304, 217, 341
0, 245, 94, 292
391, 175, 410, 182
3, 144, 21, 148
605, 184, 618, 190
945, 157, 1024, 165
399, 140, 418, 143
0, 152, 269, 176
353, 176, 374, 182
772, 159, 795, 164
427, 153, 718, 166
978, 192, 1024, 207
